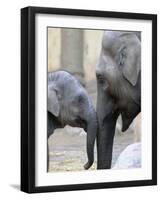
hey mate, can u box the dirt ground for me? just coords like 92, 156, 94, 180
48, 126, 134, 172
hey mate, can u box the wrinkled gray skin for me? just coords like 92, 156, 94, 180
47, 71, 97, 171
96, 31, 141, 169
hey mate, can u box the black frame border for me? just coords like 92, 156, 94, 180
21, 6, 157, 193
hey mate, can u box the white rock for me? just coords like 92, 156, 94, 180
64, 125, 86, 136
113, 143, 141, 169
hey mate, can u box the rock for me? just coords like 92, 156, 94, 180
113, 143, 141, 169
64, 125, 86, 136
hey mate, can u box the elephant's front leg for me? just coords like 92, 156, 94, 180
47, 132, 53, 172
47, 112, 61, 172
97, 112, 118, 169
47, 141, 49, 172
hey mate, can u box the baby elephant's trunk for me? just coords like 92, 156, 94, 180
84, 108, 97, 170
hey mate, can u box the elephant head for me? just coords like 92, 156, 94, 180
48, 71, 97, 170
96, 31, 141, 169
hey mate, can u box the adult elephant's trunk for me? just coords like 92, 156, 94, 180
84, 108, 97, 170
96, 85, 119, 169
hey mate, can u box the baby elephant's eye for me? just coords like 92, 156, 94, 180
118, 46, 127, 66
77, 94, 85, 105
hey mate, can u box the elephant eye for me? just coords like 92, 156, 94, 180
96, 74, 105, 84
118, 46, 127, 66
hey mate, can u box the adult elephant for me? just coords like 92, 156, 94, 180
96, 31, 141, 169
47, 71, 97, 171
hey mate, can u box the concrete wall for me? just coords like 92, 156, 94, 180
47, 27, 103, 83
48, 28, 61, 71
83, 30, 103, 82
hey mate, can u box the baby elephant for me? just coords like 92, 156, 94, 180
47, 71, 97, 171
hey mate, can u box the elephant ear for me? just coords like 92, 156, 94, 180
122, 35, 141, 86
48, 85, 60, 117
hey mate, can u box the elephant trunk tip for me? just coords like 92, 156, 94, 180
84, 160, 93, 170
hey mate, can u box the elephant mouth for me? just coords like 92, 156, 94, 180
75, 118, 87, 130
63, 118, 86, 130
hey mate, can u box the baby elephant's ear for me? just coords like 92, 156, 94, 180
48, 86, 60, 117
122, 35, 141, 86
